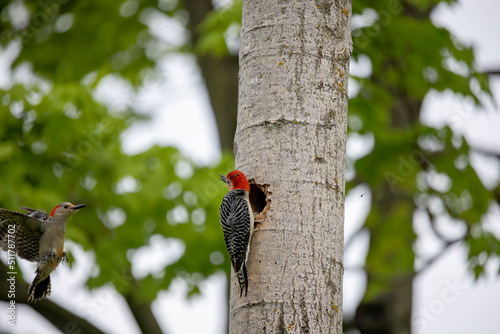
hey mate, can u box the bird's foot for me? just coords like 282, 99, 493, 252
60, 252, 69, 264
50, 251, 59, 264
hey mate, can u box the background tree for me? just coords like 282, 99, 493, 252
230, 0, 351, 333
347, 1, 499, 333
184, 0, 240, 151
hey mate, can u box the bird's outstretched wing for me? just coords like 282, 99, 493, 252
0, 209, 45, 262
20, 207, 50, 221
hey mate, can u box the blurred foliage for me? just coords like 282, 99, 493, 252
1, 0, 158, 84
196, 0, 242, 57
348, 0, 499, 304
0, 0, 237, 308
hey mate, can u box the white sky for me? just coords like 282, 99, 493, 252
1, 0, 500, 333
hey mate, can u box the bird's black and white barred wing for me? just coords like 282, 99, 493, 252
20, 207, 50, 221
219, 190, 251, 272
0, 209, 45, 262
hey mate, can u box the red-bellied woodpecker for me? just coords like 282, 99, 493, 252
0, 202, 86, 302
219, 170, 254, 297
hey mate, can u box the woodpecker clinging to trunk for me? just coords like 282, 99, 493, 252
0, 202, 86, 302
219, 170, 254, 297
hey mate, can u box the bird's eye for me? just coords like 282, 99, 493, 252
64, 205, 68, 209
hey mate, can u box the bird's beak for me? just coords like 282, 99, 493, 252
219, 174, 227, 182
72, 204, 87, 210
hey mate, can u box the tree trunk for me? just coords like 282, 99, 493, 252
232, 1, 351, 333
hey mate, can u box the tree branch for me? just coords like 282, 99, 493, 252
345, 265, 365, 272
0, 262, 105, 333
483, 70, 500, 76
469, 145, 500, 159
416, 237, 465, 275
426, 209, 451, 242
123, 273, 164, 334
344, 226, 365, 252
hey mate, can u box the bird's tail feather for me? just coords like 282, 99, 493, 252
237, 262, 248, 297
28, 275, 51, 302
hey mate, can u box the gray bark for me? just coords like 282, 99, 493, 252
232, 1, 352, 333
